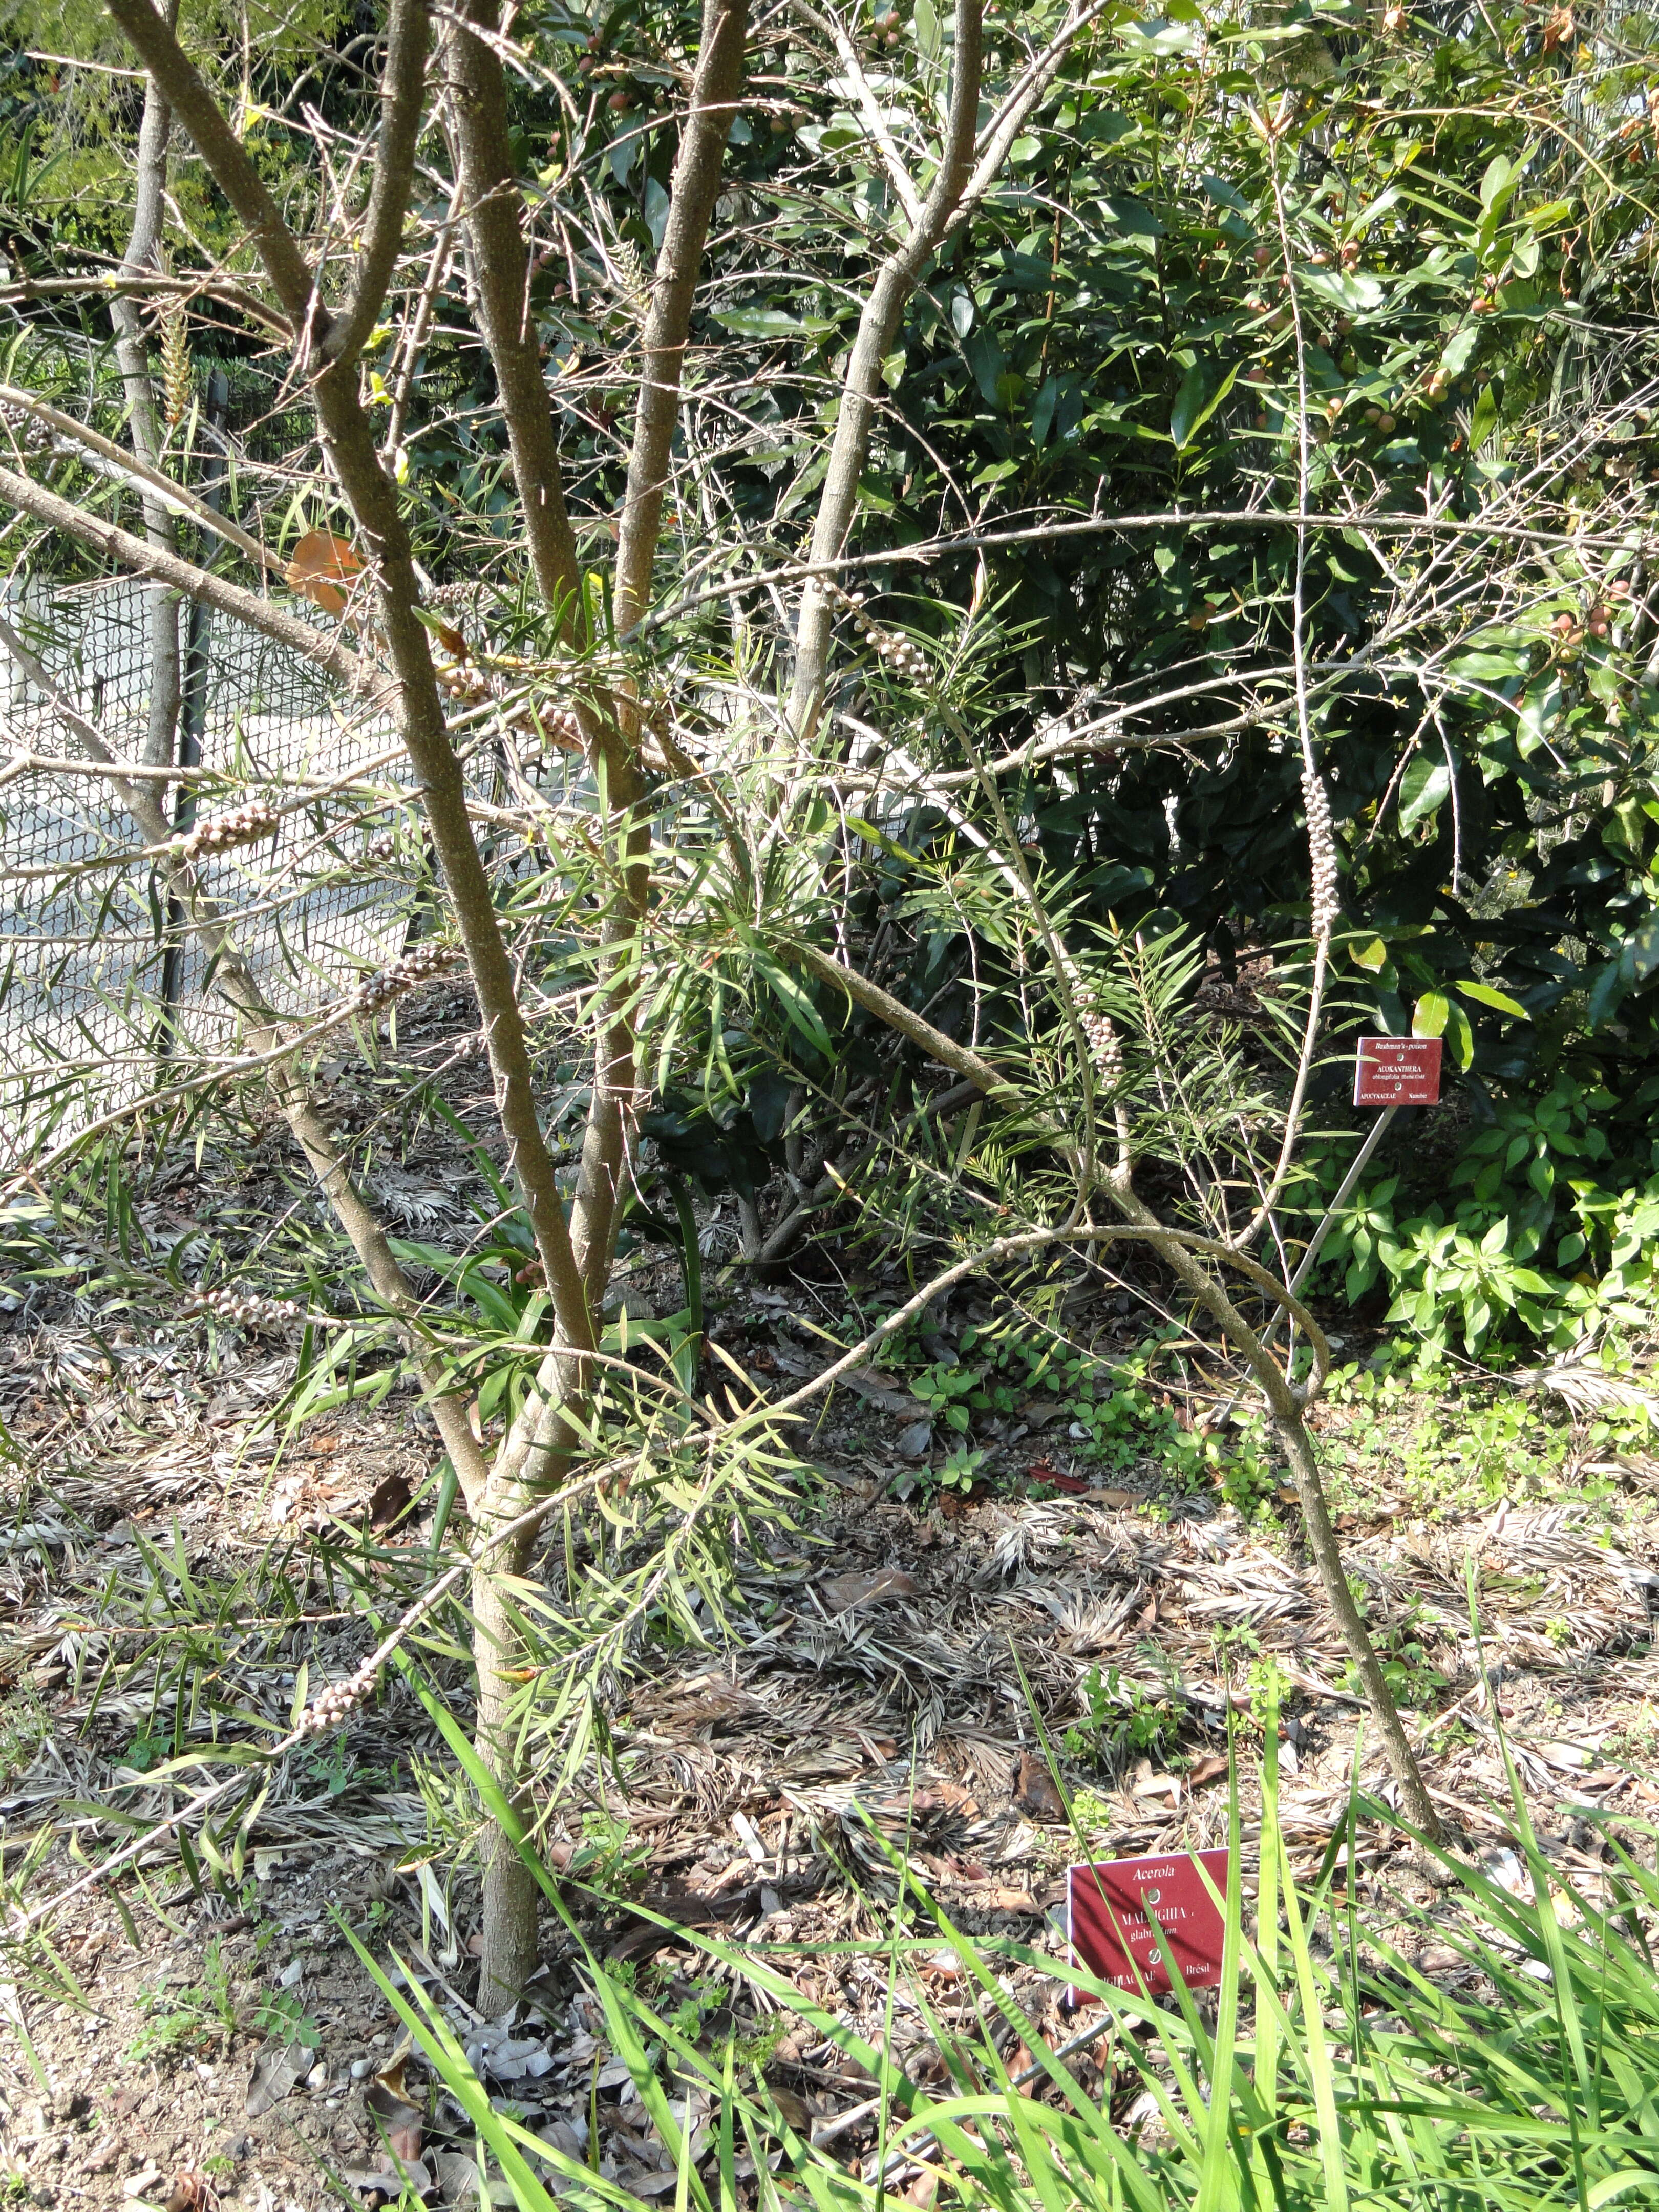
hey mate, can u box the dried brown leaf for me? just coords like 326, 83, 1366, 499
285, 528, 364, 616
823, 1568, 920, 1612
1014, 1753, 1066, 1823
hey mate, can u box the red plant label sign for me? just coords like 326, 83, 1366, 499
1067, 1849, 1230, 2002
1352, 1035, 1442, 1107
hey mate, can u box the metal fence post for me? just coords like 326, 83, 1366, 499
158, 367, 229, 1053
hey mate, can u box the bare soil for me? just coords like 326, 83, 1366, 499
5, 1236, 1659, 2211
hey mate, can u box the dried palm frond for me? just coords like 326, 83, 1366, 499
1520, 1346, 1659, 1418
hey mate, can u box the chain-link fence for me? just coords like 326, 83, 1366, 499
0, 362, 414, 1149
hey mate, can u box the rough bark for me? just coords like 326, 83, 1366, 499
471, 1550, 542, 2013
104, 0, 322, 342
102, 0, 601, 2006
449, 0, 586, 625
102, 0, 593, 1354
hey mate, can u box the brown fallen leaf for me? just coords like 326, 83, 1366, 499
1133, 1762, 1180, 1804
937, 1878, 1041, 1910
606, 1881, 773, 1962
1015, 1752, 1067, 1822
368, 1470, 413, 1532
836, 1365, 921, 1413
245, 2042, 310, 2119
766, 2083, 814, 2134
286, 528, 365, 616
1578, 1768, 1627, 1792
1187, 1754, 1229, 1789
910, 1779, 981, 1818
1415, 1944, 1463, 1974
1028, 1461, 1089, 1496
906, 2172, 939, 2208
345, 2157, 431, 2202
366, 2083, 423, 2164
429, 2150, 480, 2208
1084, 1487, 1140, 1509
164, 2173, 217, 2212
822, 1567, 920, 1612
374, 2037, 415, 2102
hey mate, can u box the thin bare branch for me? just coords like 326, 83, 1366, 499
325, 0, 433, 367
789, 0, 923, 226
785, 0, 982, 742
0, 384, 284, 578
613, 0, 750, 637
102, 0, 599, 1358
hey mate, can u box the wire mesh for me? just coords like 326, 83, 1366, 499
0, 391, 414, 1153
0, 356, 579, 1160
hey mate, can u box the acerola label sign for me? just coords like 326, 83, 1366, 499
1067, 1850, 1230, 2002
1353, 1035, 1442, 1107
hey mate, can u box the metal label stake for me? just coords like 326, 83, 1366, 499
1217, 1034, 1443, 1421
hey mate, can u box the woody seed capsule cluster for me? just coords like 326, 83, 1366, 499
183, 1286, 305, 1329
818, 580, 930, 684
1302, 767, 1340, 938
540, 707, 584, 749
294, 1661, 379, 1737
1080, 1002, 1124, 1091
0, 399, 51, 454
352, 942, 461, 1015
173, 800, 281, 860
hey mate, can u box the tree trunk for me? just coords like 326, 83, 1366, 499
472, 1545, 542, 2013
1275, 1414, 1440, 1835
109, 14, 180, 774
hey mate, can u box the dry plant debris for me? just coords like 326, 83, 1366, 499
5, 1223, 1659, 2206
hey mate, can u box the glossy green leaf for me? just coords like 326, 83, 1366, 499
1171, 360, 1238, 451
1398, 756, 1451, 830
1457, 979, 1530, 1019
